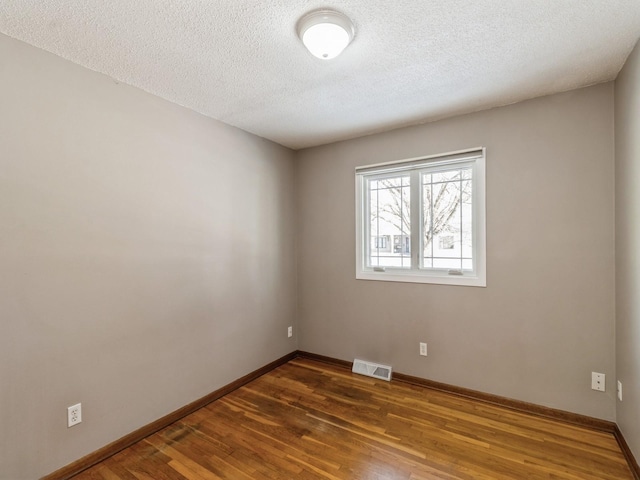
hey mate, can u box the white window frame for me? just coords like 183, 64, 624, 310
355, 148, 486, 287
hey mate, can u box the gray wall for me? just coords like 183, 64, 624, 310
297, 83, 616, 421
0, 34, 297, 479
615, 38, 640, 462
1, 28, 630, 479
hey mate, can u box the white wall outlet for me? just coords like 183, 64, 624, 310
67, 403, 82, 427
419, 342, 427, 356
591, 372, 605, 392
287, 326, 293, 338
617, 380, 622, 401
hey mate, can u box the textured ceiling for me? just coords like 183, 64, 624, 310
2, 1, 640, 149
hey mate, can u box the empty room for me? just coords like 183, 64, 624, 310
2, 1, 640, 479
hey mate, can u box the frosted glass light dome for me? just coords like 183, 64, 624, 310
297, 10, 355, 60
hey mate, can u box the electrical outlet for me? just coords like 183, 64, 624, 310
419, 342, 427, 356
67, 403, 82, 427
617, 380, 622, 401
287, 326, 293, 338
591, 372, 605, 392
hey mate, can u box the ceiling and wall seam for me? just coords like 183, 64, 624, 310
1, 1, 639, 150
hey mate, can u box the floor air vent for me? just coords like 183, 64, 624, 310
352, 359, 392, 381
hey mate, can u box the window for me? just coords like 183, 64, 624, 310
356, 148, 486, 286
373, 235, 390, 251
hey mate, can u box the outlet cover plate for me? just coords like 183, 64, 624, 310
591, 372, 605, 392
67, 403, 82, 427
617, 380, 622, 401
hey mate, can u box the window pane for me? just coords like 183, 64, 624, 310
432, 170, 462, 183
431, 167, 472, 183
423, 182, 433, 261
434, 182, 462, 258
422, 167, 473, 270
371, 176, 403, 189
368, 175, 411, 268
433, 258, 462, 269
461, 180, 473, 259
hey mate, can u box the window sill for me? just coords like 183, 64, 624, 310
356, 270, 486, 287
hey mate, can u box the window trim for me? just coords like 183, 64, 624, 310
355, 147, 486, 287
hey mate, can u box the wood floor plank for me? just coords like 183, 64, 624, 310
72, 358, 634, 479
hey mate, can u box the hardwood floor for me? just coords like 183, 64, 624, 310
72, 358, 634, 479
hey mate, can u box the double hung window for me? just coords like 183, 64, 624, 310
356, 148, 486, 286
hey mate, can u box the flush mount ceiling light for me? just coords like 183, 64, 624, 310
297, 9, 355, 60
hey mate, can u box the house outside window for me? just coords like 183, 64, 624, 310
372, 235, 390, 251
